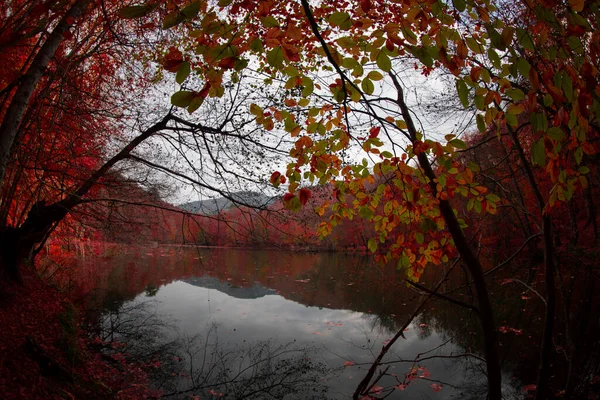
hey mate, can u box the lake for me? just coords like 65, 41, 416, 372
48, 244, 530, 399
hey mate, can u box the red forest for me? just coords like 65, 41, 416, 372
1, 0, 599, 398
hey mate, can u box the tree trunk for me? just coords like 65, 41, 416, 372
0, 0, 90, 189
388, 74, 503, 400
0, 201, 68, 284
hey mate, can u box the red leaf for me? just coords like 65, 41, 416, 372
218, 57, 236, 70
164, 47, 184, 72
299, 188, 311, 205
369, 126, 380, 138
360, 0, 372, 13
283, 193, 295, 202
270, 171, 281, 185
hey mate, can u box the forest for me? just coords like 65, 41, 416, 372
0, 0, 599, 399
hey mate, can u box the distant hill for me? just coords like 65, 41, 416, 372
178, 191, 276, 215
183, 276, 277, 299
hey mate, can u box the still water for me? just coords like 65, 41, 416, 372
57, 244, 527, 399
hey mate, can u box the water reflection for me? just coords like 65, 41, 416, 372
57, 245, 530, 399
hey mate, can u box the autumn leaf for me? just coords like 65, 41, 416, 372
299, 188, 311, 205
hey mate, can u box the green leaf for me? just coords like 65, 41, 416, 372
163, 11, 186, 29
506, 113, 518, 127
368, 238, 378, 253
453, 0, 466, 12
261, 16, 279, 28
415, 232, 424, 245
562, 73, 573, 102
250, 38, 264, 52
181, 2, 201, 18
450, 138, 467, 149
361, 78, 374, 95
530, 112, 548, 132
476, 114, 486, 133
456, 79, 469, 108
474, 94, 485, 110
567, 36, 584, 54
400, 255, 410, 268
218, 0, 233, 6
329, 12, 352, 30
488, 48, 501, 68
546, 127, 565, 141
506, 88, 525, 101
171, 91, 195, 107
575, 146, 583, 164
367, 71, 384, 81
118, 5, 154, 19
301, 77, 314, 97
531, 138, 547, 166
466, 37, 484, 54
267, 47, 284, 68
376, 51, 392, 72
360, 206, 374, 220
175, 61, 190, 84
486, 193, 501, 202
516, 28, 535, 51
187, 96, 204, 113
474, 200, 482, 213
515, 57, 531, 77
341, 57, 358, 69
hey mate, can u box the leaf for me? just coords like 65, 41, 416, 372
270, 171, 282, 187
465, 37, 484, 54
329, 12, 352, 30
181, 2, 201, 19
267, 47, 284, 68
187, 96, 204, 113
163, 11, 186, 29
367, 71, 384, 81
361, 78, 375, 95
530, 112, 548, 132
531, 139, 546, 166
569, 0, 585, 12
456, 79, 469, 108
299, 188, 311, 205
368, 238, 378, 253
516, 28, 535, 51
546, 127, 565, 141
450, 138, 467, 149
250, 38, 264, 52
415, 232, 424, 245
476, 114, 486, 133
453, 0, 466, 12
395, 120, 407, 129
506, 88, 525, 101
261, 16, 279, 28
175, 61, 190, 84
301, 77, 314, 97
376, 51, 392, 72
218, 0, 233, 5
118, 5, 154, 19
171, 90, 195, 107
250, 103, 263, 116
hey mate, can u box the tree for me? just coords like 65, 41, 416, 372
138, 0, 598, 398
0, 0, 290, 283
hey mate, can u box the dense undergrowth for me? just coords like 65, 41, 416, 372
0, 266, 158, 399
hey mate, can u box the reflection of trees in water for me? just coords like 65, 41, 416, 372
94, 299, 330, 399
165, 324, 329, 399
